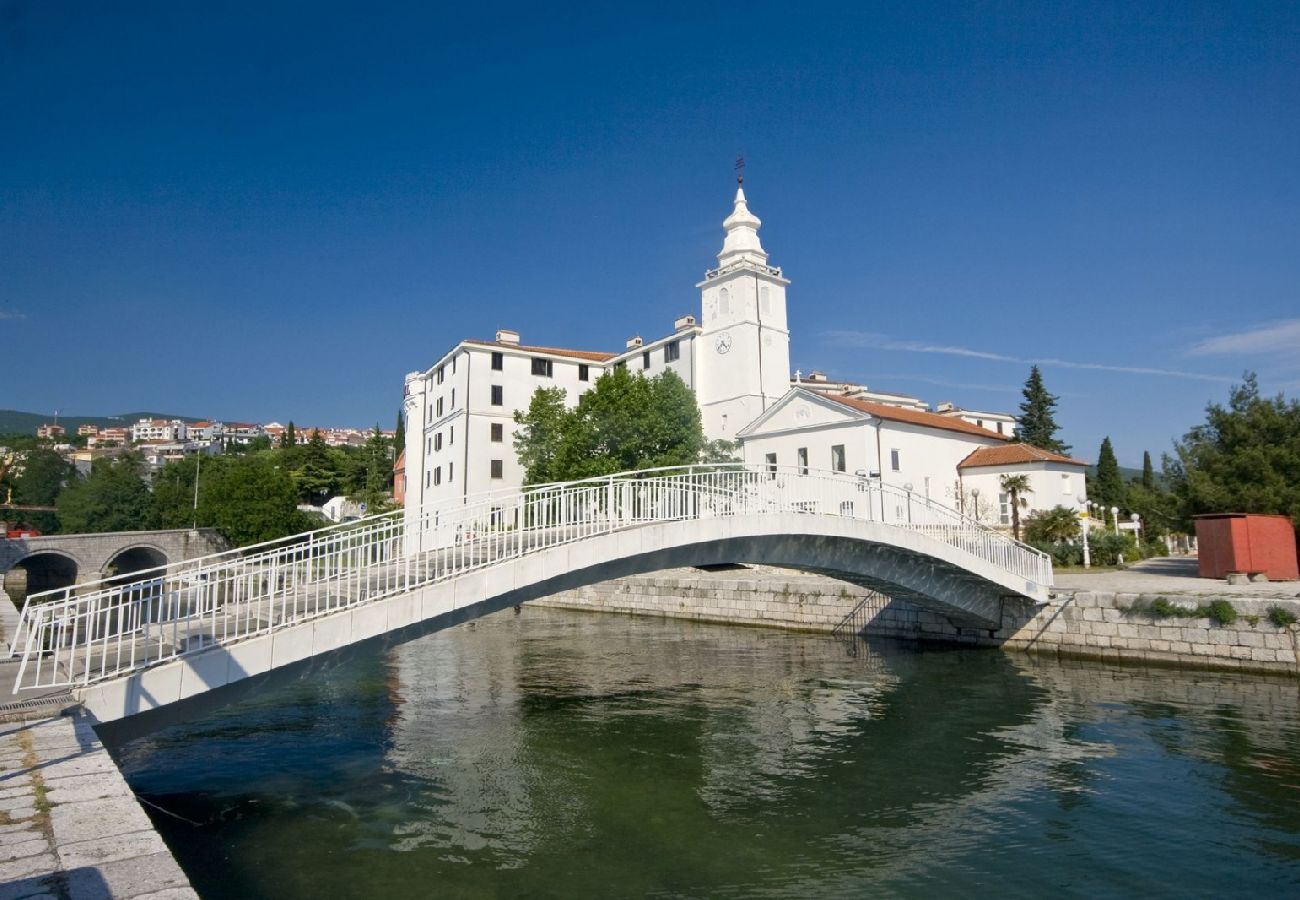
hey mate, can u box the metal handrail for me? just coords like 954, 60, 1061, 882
10, 464, 1050, 692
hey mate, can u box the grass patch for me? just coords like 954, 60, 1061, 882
1141, 597, 1239, 625
1268, 606, 1298, 628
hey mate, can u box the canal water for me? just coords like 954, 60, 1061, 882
110, 608, 1300, 898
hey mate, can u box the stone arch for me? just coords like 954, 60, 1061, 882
2, 551, 80, 606
102, 544, 170, 583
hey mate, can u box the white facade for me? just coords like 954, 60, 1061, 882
402, 183, 792, 530
130, 418, 188, 443
956, 445, 1090, 527
934, 403, 1017, 437
736, 389, 1010, 514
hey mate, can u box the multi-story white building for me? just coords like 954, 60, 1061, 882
402, 183, 791, 528
130, 418, 188, 443
934, 403, 1017, 437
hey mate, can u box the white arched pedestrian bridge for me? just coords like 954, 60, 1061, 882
8, 465, 1051, 723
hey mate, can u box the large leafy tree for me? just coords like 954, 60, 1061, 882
56, 454, 152, 533
1092, 437, 1125, 513
200, 454, 314, 546
513, 369, 704, 484
1016, 366, 1070, 453
1168, 373, 1300, 531
12, 448, 73, 533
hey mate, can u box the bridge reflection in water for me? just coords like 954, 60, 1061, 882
108, 609, 1300, 899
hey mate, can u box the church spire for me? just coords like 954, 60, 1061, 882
717, 183, 768, 267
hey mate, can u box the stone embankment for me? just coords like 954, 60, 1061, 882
534, 565, 1300, 676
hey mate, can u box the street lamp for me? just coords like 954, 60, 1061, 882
1131, 512, 1142, 545
1081, 506, 1092, 569
1111, 506, 1120, 535
971, 487, 981, 523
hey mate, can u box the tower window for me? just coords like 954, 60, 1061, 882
664, 341, 680, 363
760, 287, 770, 314
719, 287, 731, 315
491, 385, 503, 406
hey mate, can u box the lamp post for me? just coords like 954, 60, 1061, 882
1081, 503, 1091, 569
1111, 506, 1120, 535
903, 482, 914, 523
971, 487, 980, 523
191, 451, 202, 529
1131, 512, 1141, 545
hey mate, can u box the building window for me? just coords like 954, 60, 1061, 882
760, 286, 770, 313
664, 341, 680, 363
448, 462, 453, 482
433, 466, 442, 486
491, 423, 504, 442
999, 492, 1010, 526
436, 397, 444, 417
616, 360, 626, 369
1062, 474, 1072, 494
426, 437, 431, 454
890, 449, 901, 472
997, 422, 1004, 434
490, 459, 503, 479
831, 445, 846, 473
437, 365, 445, 384
579, 364, 589, 381
720, 287, 731, 315
797, 447, 809, 474
425, 471, 430, 488
450, 389, 455, 408
642, 351, 651, 369
451, 355, 457, 374
434, 432, 442, 451
449, 426, 454, 445
839, 500, 854, 517
491, 385, 503, 406
531, 357, 553, 377
491, 352, 503, 371
765, 452, 777, 478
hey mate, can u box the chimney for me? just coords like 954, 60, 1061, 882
674, 314, 697, 331
808, 370, 828, 382
626, 336, 643, 349
496, 329, 520, 345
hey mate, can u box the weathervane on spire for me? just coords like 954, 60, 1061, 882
734, 154, 745, 185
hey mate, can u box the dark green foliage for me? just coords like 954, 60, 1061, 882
1023, 506, 1080, 544
394, 408, 405, 458
280, 421, 297, 449
11, 448, 73, 533
1016, 366, 1070, 454
999, 473, 1032, 541
1088, 532, 1139, 566
1142, 597, 1238, 625
1267, 606, 1297, 628
1028, 539, 1083, 567
199, 454, 315, 546
1167, 373, 1300, 534
1141, 451, 1155, 489
56, 454, 152, 533
1207, 600, 1238, 626
513, 369, 704, 485
293, 430, 343, 505
1093, 437, 1124, 512
700, 439, 741, 464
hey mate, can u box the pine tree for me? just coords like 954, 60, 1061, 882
280, 421, 297, 449
394, 407, 406, 455
1016, 366, 1070, 453
1094, 436, 1124, 513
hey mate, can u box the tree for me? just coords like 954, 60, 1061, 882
1168, 373, 1300, 532
394, 408, 405, 456
1016, 366, 1070, 453
200, 454, 314, 546
1093, 436, 1124, 515
1023, 505, 1081, 544
293, 429, 342, 505
1141, 450, 1155, 489
13, 448, 73, 533
700, 439, 740, 464
279, 421, 297, 449
513, 369, 705, 484
56, 455, 152, 533
999, 473, 1032, 541
349, 425, 394, 512
513, 387, 570, 485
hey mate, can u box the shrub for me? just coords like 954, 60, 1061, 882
1267, 606, 1298, 628
1207, 600, 1238, 626
1023, 506, 1080, 544
1089, 532, 1139, 567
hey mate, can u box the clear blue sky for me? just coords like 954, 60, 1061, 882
3, 1, 1297, 465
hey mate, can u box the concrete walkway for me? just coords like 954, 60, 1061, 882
1054, 557, 1300, 600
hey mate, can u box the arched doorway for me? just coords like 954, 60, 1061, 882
2, 552, 79, 607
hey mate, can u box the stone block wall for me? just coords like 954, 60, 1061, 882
534, 568, 1300, 676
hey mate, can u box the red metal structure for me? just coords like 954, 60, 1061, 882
1194, 514, 1299, 580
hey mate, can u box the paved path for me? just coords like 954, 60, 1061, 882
0, 710, 197, 900
1054, 557, 1300, 600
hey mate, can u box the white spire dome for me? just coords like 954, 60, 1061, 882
717, 185, 768, 266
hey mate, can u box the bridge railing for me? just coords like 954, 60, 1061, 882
10, 464, 1049, 691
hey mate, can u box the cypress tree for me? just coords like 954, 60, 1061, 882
1094, 436, 1124, 511
1016, 366, 1070, 453
1141, 450, 1155, 489
394, 407, 405, 454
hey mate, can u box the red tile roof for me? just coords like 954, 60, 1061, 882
822, 393, 1011, 440
464, 339, 616, 362
958, 443, 1088, 469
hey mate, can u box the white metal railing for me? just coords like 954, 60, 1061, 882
9, 464, 1050, 692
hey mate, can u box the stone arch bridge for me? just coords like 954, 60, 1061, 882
7, 466, 1052, 727
1, 529, 228, 602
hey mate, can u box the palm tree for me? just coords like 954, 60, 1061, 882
999, 474, 1033, 541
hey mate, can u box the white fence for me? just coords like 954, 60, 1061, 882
9, 464, 1050, 691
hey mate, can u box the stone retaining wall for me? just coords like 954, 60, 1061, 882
533, 568, 1300, 676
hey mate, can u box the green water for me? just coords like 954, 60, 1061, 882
111, 608, 1300, 898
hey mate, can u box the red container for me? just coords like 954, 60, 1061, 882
1194, 514, 1299, 580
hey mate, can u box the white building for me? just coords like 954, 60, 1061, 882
955, 443, 1089, 527
130, 418, 188, 443
402, 182, 790, 528
736, 388, 1010, 512
934, 403, 1017, 437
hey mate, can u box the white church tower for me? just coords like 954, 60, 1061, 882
695, 178, 791, 439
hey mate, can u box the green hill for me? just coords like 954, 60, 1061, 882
0, 409, 207, 436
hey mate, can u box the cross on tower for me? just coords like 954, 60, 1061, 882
734, 155, 745, 185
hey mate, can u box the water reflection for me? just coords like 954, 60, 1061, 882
111, 608, 1300, 899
